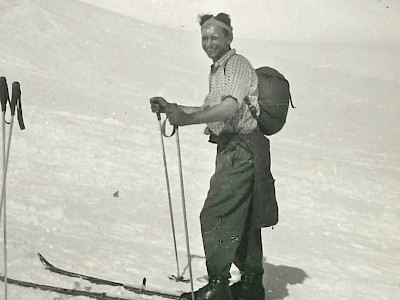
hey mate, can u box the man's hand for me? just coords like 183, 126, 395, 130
150, 96, 168, 113
167, 104, 191, 126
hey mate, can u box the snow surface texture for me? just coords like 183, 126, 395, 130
0, 0, 399, 299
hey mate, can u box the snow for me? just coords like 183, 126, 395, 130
0, 0, 399, 299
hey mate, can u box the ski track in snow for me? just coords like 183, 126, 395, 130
0, 0, 399, 299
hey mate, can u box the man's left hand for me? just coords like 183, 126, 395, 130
166, 104, 191, 126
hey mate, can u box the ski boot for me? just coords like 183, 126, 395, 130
180, 277, 233, 300
230, 273, 265, 300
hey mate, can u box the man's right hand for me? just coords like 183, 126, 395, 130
150, 96, 168, 113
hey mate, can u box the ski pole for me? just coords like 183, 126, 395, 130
0, 82, 19, 221
175, 127, 194, 300
0, 78, 8, 221
0, 77, 9, 300
0, 81, 24, 300
0, 79, 8, 205
0, 80, 19, 300
0, 81, 24, 222
156, 112, 181, 280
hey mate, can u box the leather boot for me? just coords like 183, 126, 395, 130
230, 273, 265, 300
180, 278, 233, 300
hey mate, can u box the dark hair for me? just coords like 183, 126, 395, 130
198, 13, 233, 36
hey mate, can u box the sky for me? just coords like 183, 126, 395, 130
78, 0, 400, 43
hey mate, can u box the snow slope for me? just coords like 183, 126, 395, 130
0, 0, 399, 299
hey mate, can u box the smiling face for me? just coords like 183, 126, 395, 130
201, 24, 232, 62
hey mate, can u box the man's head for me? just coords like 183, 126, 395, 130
199, 13, 233, 62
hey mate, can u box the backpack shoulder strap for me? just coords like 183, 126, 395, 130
223, 53, 237, 75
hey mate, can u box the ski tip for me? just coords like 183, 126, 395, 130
37, 252, 44, 261
37, 252, 49, 267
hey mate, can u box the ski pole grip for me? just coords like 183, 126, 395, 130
10, 82, 20, 116
0, 77, 9, 112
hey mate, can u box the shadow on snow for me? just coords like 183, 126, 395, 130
181, 255, 309, 300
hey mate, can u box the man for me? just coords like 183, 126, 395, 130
150, 13, 277, 300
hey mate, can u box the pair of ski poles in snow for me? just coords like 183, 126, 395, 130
155, 112, 195, 300
0, 77, 25, 300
